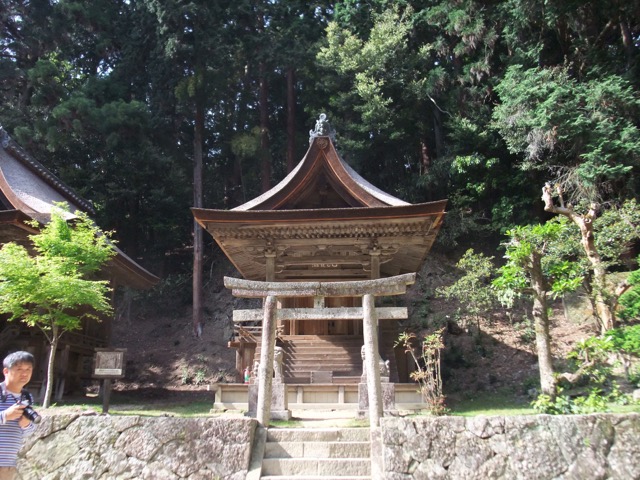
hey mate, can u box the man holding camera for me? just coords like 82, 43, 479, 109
0, 352, 37, 480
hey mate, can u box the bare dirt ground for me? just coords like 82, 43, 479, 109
105, 250, 596, 405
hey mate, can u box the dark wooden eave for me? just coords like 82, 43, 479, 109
193, 202, 447, 281
0, 210, 39, 245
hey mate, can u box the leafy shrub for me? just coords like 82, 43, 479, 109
619, 262, 640, 321
606, 325, 640, 356
566, 335, 614, 386
194, 368, 207, 385
532, 391, 574, 414
532, 388, 610, 414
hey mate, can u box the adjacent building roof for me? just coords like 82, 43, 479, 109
0, 126, 158, 290
193, 134, 447, 282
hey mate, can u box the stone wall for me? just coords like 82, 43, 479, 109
17, 414, 256, 480
380, 413, 640, 479
15, 413, 640, 479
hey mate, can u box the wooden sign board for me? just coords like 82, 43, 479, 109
93, 348, 126, 379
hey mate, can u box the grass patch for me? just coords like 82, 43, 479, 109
107, 401, 214, 417
446, 392, 640, 416
43, 394, 214, 418
448, 392, 535, 416
606, 403, 640, 414
269, 419, 305, 428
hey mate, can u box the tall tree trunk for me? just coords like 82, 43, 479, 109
286, 67, 296, 173
432, 108, 444, 159
42, 327, 59, 409
619, 20, 633, 71
192, 96, 204, 337
259, 62, 271, 193
579, 214, 613, 333
420, 140, 431, 176
529, 251, 556, 399
542, 184, 614, 333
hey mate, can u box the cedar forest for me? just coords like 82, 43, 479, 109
1, 0, 640, 412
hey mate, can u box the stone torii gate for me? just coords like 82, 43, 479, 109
223, 272, 416, 428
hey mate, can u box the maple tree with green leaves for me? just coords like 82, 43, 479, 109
0, 204, 115, 408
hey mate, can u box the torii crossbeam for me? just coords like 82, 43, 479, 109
223, 273, 416, 428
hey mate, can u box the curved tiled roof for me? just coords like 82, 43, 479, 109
193, 135, 447, 281
233, 136, 409, 211
0, 126, 94, 214
0, 125, 158, 289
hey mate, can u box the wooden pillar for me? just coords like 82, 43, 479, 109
257, 295, 278, 426
362, 293, 383, 427
264, 249, 276, 331
265, 250, 276, 282
370, 249, 381, 280
235, 349, 243, 382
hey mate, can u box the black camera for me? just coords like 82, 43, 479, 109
18, 396, 41, 424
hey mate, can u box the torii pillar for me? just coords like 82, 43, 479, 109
224, 273, 415, 427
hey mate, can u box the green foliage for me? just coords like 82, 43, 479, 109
437, 249, 497, 330
492, 66, 640, 203
513, 319, 536, 346
0, 204, 115, 336
531, 391, 573, 414
619, 260, 640, 322
532, 388, 610, 415
493, 219, 583, 306
547, 326, 640, 415
567, 335, 615, 386
606, 325, 640, 357
0, 203, 115, 408
594, 201, 640, 270
180, 367, 190, 385
194, 368, 207, 386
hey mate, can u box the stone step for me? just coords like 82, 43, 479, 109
280, 335, 365, 342
282, 375, 361, 384
270, 348, 359, 356
265, 441, 370, 459
260, 427, 371, 479
261, 476, 370, 480
267, 428, 369, 442
280, 353, 359, 360
260, 347, 361, 354
280, 349, 361, 355
283, 362, 359, 370
280, 341, 363, 346
255, 332, 399, 384
261, 457, 371, 477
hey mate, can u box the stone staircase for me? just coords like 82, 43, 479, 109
260, 427, 371, 479
255, 332, 399, 384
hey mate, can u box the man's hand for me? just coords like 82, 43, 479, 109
3, 403, 26, 422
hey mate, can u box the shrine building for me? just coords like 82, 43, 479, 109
192, 117, 447, 409
0, 126, 158, 401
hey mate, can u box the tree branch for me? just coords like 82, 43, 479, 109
556, 359, 595, 385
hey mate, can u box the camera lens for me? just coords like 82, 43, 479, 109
22, 405, 41, 424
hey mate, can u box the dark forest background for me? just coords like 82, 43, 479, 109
1, 0, 638, 273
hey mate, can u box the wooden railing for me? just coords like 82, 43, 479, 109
235, 324, 260, 343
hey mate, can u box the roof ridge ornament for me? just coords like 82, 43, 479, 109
309, 113, 336, 145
